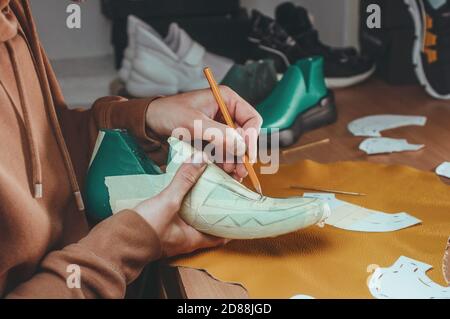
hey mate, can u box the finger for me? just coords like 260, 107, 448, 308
221, 162, 236, 174
219, 86, 263, 135
237, 124, 259, 164
202, 116, 247, 158
235, 163, 248, 179
162, 152, 207, 205
231, 173, 243, 183
215, 163, 241, 181
217, 86, 262, 161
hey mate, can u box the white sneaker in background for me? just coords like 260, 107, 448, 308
119, 15, 234, 97
165, 23, 234, 81
118, 15, 153, 81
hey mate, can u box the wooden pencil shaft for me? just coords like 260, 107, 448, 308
204, 68, 235, 128
203, 67, 262, 195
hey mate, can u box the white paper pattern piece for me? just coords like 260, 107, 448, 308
348, 115, 427, 137
359, 137, 424, 155
290, 295, 315, 299
104, 138, 330, 240
444, 237, 450, 285
368, 256, 450, 299
303, 193, 421, 232
436, 162, 450, 179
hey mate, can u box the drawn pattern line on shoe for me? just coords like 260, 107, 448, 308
193, 209, 319, 227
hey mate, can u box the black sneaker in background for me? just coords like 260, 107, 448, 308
275, 2, 375, 88
405, 0, 450, 99
276, 3, 357, 59
248, 10, 308, 74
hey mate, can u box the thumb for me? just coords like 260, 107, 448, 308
163, 152, 207, 204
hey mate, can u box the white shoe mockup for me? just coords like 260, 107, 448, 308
104, 137, 330, 240
119, 15, 234, 97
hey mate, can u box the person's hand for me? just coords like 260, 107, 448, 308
134, 152, 228, 257
145, 87, 263, 181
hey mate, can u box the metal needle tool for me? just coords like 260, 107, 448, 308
290, 185, 366, 196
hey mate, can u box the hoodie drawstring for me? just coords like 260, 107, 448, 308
3, 0, 85, 211
4, 40, 43, 198
20, 0, 84, 211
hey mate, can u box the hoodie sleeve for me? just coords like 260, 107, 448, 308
6, 210, 161, 299
57, 95, 169, 180
90, 95, 165, 146
1, 1, 165, 299
39, 48, 169, 189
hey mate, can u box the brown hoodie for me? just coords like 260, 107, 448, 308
0, 0, 164, 298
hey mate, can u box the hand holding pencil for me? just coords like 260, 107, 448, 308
203, 67, 263, 196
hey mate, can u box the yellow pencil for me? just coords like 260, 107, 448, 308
203, 67, 263, 196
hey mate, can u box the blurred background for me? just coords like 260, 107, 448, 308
29, 0, 361, 107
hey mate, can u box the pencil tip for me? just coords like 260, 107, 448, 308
256, 185, 263, 198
